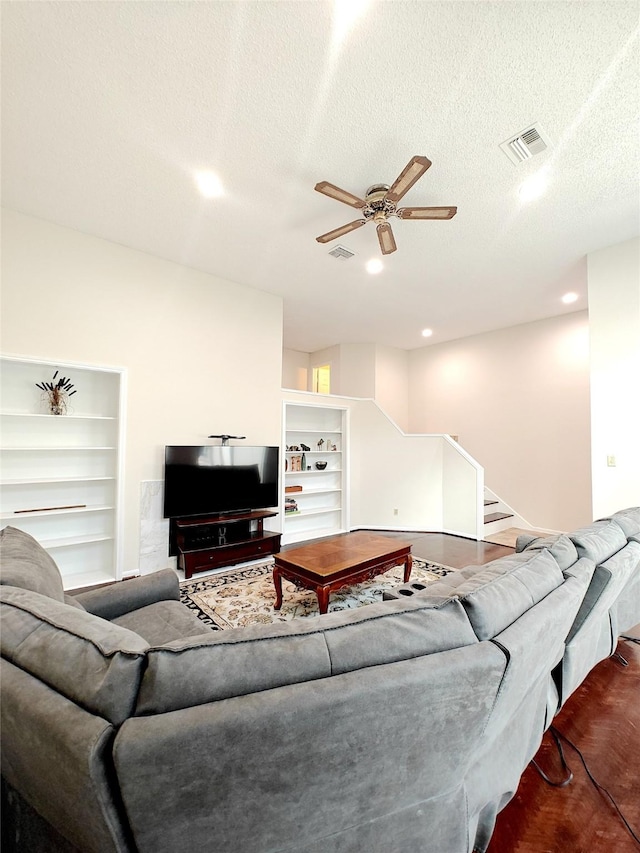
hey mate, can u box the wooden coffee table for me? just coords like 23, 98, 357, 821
273, 531, 413, 614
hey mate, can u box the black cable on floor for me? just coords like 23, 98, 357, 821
530, 727, 573, 787
621, 634, 640, 645
551, 725, 640, 846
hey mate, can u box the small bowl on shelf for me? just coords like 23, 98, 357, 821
315, 461, 328, 470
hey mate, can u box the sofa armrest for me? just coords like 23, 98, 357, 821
72, 569, 179, 620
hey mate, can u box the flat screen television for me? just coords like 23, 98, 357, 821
163, 445, 279, 519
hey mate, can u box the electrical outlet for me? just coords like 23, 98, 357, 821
393, 508, 399, 516
607, 455, 616, 467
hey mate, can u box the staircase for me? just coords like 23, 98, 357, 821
483, 488, 518, 538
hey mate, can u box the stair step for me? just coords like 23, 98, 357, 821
484, 499, 498, 507
484, 511, 514, 524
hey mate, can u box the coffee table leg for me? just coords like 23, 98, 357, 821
403, 554, 413, 583
317, 586, 330, 615
273, 566, 283, 610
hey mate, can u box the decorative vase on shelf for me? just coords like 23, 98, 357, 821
36, 371, 77, 416
44, 388, 68, 416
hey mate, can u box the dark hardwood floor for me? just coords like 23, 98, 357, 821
367, 529, 514, 568
488, 634, 640, 853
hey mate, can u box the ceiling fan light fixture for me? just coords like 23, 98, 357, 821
195, 170, 224, 198
518, 171, 548, 202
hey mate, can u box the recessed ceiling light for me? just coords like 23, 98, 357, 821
366, 258, 383, 274
562, 292, 579, 304
421, 328, 433, 338
518, 171, 548, 202
195, 170, 224, 198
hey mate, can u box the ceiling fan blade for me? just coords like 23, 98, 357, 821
377, 222, 397, 255
314, 181, 366, 209
316, 219, 367, 244
385, 156, 432, 203
397, 206, 458, 220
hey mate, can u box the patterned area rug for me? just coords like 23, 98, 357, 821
179, 557, 453, 630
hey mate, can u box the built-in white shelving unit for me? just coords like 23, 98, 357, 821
0, 355, 125, 590
282, 402, 348, 545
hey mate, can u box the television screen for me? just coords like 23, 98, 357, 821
163, 445, 279, 518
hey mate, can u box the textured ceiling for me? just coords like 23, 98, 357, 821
2, 1, 638, 352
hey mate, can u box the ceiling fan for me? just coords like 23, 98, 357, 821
315, 156, 457, 255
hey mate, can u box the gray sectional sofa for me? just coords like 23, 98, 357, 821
1, 509, 639, 853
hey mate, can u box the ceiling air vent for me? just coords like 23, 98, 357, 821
328, 245, 355, 259
500, 124, 551, 165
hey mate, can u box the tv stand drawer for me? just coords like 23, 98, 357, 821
180, 532, 281, 579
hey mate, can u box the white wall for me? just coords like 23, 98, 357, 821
349, 401, 444, 531
588, 237, 640, 519
374, 345, 409, 431
1, 209, 284, 572
339, 343, 376, 398
282, 348, 309, 391
408, 312, 592, 531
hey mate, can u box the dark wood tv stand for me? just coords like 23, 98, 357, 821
173, 510, 281, 579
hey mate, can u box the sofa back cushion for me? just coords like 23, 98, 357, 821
1, 585, 148, 725
0, 526, 65, 602
515, 533, 578, 570
135, 596, 479, 714
609, 507, 640, 538
570, 519, 626, 564
449, 550, 565, 641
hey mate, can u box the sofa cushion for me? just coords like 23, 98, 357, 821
74, 568, 180, 620
570, 519, 626, 564
610, 507, 640, 538
0, 526, 65, 602
135, 596, 479, 715
515, 533, 579, 571
113, 599, 212, 645
448, 550, 565, 641
0, 585, 148, 725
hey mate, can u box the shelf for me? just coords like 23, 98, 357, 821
285, 488, 341, 496
64, 569, 118, 592
284, 526, 347, 545
1, 505, 113, 520
285, 469, 342, 475
284, 507, 341, 518
286, 429, 342, 435
285, 450, 341, 454
0, 412, 116, 420
1, 476, 115, 485
40, 534, 113, 549
1, 356, 124, 587
1, 446, 116, 451
282, 401, 347, 546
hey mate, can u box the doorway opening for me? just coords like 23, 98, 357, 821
312, 364, 331, 395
